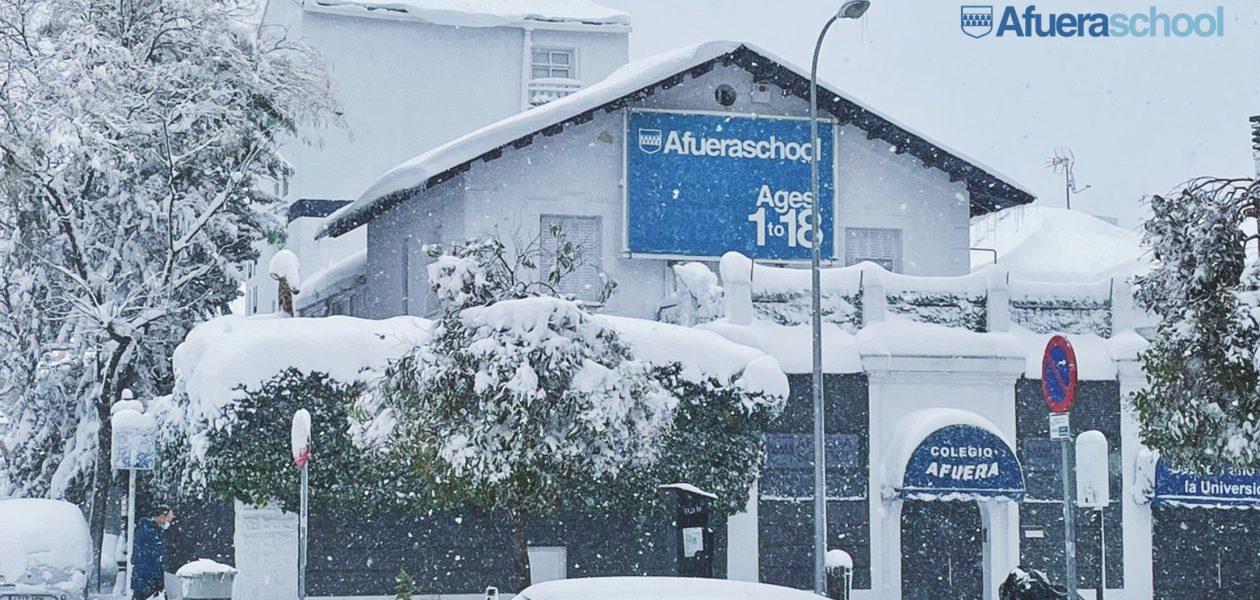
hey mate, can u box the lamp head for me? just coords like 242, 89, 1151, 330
838, 0, 870, 19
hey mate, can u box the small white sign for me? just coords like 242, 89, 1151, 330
1024, 529, 1045, 539
1049, 413, 1070, 440
1075, 430, 1111, 508
682, 527, 704, 558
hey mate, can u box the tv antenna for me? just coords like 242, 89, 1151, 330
1047, 147, 1091, 210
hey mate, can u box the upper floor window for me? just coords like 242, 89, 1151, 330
540, 215, 603, 303
844, 227, 902, 272
531, 47, 576, 80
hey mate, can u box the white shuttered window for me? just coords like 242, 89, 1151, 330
844, 227, 902, 272
540, 215, 603, 303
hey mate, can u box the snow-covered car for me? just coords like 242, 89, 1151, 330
512, 576, 822, 600
0, 498, 91, 600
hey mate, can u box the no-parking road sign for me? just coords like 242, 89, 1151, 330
1041, 335, 1078, 414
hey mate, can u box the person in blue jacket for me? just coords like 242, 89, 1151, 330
131, 505, 175, 600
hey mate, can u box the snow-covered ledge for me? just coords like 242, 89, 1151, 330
716, 251, 1138, 338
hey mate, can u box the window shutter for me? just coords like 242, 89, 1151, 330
844, 228, 902, 272
540, 215, 602, 302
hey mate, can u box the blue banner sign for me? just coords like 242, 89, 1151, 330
625, 110, 835, 260
1153, 460, 1260, 508
901, 424, 1025, 500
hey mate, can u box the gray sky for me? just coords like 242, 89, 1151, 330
598, 0, 1260, 227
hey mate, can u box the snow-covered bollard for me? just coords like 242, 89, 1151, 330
269, 249, 301, 316
825, 549, 853, 600
176, 558, 238, 600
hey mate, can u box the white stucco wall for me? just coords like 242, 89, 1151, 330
291, 12, 526, 203
864, 363, 1026, 600
286, 11, 630, 204
362, 62, 982, 320
242, 8, 629, 317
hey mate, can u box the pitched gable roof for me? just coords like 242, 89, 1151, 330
320, 41, 1034, 239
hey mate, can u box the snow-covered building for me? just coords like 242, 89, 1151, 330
182, 29, 1260, 600
242, 0, 631, 316
316, 41, 1032, 320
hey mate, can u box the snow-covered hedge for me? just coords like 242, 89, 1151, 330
361, 295, 788, 517
157, 298, 787, 516
153, 314, 431, 505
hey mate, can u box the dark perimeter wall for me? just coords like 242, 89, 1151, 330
759, 373, 870, 590
1015, 378, 1123, 589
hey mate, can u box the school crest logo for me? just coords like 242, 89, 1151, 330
961, 5, 994, 38
637, 128, 663, 154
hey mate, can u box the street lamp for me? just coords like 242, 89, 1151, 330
810, 0, 869, 595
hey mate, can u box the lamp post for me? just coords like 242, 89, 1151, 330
810, 1, 869, 595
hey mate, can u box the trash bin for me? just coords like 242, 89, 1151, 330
176, 559, 238, 600
826, 549, 853, 600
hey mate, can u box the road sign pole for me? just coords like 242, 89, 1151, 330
1041, 335, 1079, 598
1097, 507, 1106, 600
124, 468, 135, 598
299, 463, 308, 600
1060, 435, 1077, 600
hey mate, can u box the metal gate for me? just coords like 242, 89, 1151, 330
901, 500, 983, 600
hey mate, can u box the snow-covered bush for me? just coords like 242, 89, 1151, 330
659, 262, 724, 326
612, 363, 786, 516
425, 226, 615, 311
151, 314, 430, 511
157, 369, 426, 513
1132, 178, 1260, 469
380, 296, 676, 506
886, 291, 986, 332
751, 289, 862, 329
365, 235, 786, 590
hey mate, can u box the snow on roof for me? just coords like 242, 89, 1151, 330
320, 41, 1032, 238
971, 205, 1147, 281
857, 317, 1024, 363
172, 314, 431, 428
1008, 325, 1147, 380
295, 248, 367, 310
516, 576, 822, 600
699, 319, 863, 375
603, 315, 788, 398
308, 0, 629, 28
880, 408, 1016, 499
0, 499, 91, 592
658, 482, 717, 499
703, 312, 1145, 378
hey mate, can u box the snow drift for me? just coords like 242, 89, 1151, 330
971, 205, 1146, 281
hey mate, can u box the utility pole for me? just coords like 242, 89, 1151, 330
1048, 147, 1090, 210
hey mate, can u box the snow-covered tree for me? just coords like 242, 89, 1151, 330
379, 296, 675, 591
1132, 177, 1260, 470
362, 235, 784, 590
0, 0, 338, 570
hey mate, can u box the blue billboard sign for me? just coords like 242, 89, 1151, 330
1153, 460, 1260, 508
625, 110, 835, 260
901, 425, 1025, 501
